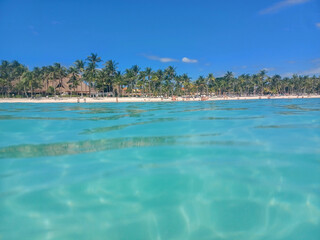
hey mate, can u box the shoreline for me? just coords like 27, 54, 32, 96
0, 95, 320, 103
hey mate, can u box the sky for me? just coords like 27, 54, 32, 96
0, 0, 320, 79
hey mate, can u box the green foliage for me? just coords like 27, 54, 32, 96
47, 86, 54, 95
1, 58, 320, 98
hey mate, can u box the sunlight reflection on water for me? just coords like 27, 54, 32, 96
0, 99, 320, 240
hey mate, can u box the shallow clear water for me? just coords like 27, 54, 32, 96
0, 99, 320, 240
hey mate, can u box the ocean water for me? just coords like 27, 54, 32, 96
0, 99, 319, 240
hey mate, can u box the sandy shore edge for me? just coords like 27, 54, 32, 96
0, 95, 319, 103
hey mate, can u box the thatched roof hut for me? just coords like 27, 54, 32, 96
37, 76, 97, 95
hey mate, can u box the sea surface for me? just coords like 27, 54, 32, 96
0, 99, 319, 240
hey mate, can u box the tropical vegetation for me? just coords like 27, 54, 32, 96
1, 54, 319, 98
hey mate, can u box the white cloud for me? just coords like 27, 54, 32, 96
263, 67, 276, 72
144, 55, 178, 63
316, 23, 320, 28
182, 57, 198, 63
259, 0, 310, 15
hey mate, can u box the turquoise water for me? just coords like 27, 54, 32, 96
0, 99, 320, 240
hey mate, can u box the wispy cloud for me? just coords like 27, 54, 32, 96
182, 57, 198, 63
144, 55, 178, 63
301, 66, 320, 75
28, 25, 39, 35
283, 66, 320, 77
259, 0, 310, 15
316, 23, 320, 28
311, 58, 320, 63
281, 72, 295, 77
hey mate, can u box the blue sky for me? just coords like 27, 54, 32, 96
0, 0, 319, 79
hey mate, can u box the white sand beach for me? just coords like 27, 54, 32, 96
0, 95, 319, 103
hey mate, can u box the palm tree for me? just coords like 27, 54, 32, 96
174, 75, 184, 96
21, 71, 32, 97
9, 61, 27, 95
131, 65, 140, 96
113, 71, 123, 97
138, 70, 146, 96
237, 74, 248, 96
0, 60, 10, 97
123, 68, 134, 96
164, 66, 176, 97
258, 70, 267, 95
223, 71, 234, 95
74, 60, 85, 96
195, 76, 206, 96
125, 65, 140, 96
40, 65, 55, 95
21, 68, 41, 97
99, 60, 118, 95
67, 66, 80, 96
53, 63, 67, 96
75, 60, 85, 73
207, 73, 215, 96
145, 67, 152, 96
273, 75, 282, 94
2, 55, 320, 98
85, 53, 102, 97
181, 73, 191, 97
155, 69, 164, 97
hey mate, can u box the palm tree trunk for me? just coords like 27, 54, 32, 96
60, 78, 62, 95
81, 80, 83, 97
24, 86, 27, 98
54, 80, 56, 96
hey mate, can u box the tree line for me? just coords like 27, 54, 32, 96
1, 53, 320, 98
